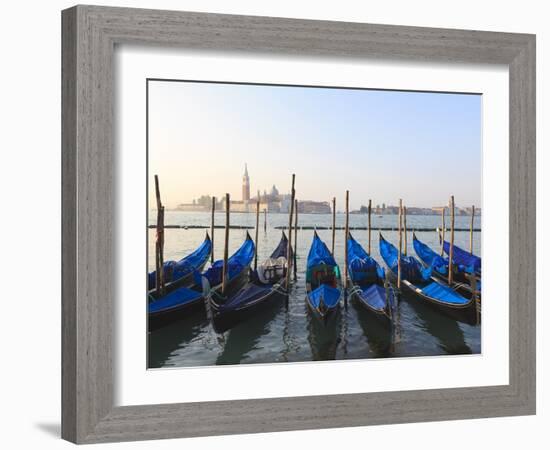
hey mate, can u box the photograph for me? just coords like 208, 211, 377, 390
146, 79, 482, 369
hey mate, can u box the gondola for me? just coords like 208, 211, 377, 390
413, 233, 480, 297
148, 232, 212, 298
148, 232, 254, 331
443, 240, 482, 276
347, 233, 396, 328
379, 233, 478, 325
305, 231, 343, 325
204, 232, 290, 333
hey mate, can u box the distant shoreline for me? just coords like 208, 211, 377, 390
148, 224, 481, 232
161, 209, 481, 217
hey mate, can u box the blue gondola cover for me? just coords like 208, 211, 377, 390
413, 235, 449, 275
443, 241, 481, 274
358, 284, 387, 310
308, 284, 341, 309
148, 286, 202, 313
379, 235, 432, 283
148, 235, 212, 289
347, 235, 385, 282
202, 234, 255, 287
421, 281, 471, 305
413, 234, 472, 276
307, 233, 337, 269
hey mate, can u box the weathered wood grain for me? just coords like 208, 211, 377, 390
61, 5, 536, 444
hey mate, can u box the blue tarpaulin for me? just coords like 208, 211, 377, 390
307, 233, 337, 268
422, 281, 471, 305
308, 284, 341, 309
413, 235, 448, 275
358, 284, 387, 310
443, 241, 481, 274
148, 234, 211, 289
414, 235, 471, 276
148, 286, 202, 313
379, 234, 432, 283
347, 235, 385, 283
202, 234, 255, 287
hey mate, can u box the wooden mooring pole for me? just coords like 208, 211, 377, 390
331, 197, 336, 255
263, 208, 267, 232
210, 196, 215, 263
403, 205, 408, 256
397, 199, 403, 291
293, 198, 298, 281
254, 197, 260, 271
440, 207, 446, 256
344, 191, 350, 306
157, 206, 165, 295
154, 175, 165, 297
448, 195, 455, 285
368, 199, 372, 255
285, 175, 296, 292
470, 204, 475, 254
344, 191, 350, 284
222, 193, 230, 295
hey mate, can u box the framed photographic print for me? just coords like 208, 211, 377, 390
62, 5, 536, 444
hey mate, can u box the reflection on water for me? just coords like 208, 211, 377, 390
404, 292, 472, 354
352, 302, 394, 358
307, 305, 342, 361
216, 301, 282, 365
148, 212, 481, 368
148, 312, 208, 368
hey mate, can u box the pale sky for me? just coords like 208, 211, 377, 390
148, 80, 481, 210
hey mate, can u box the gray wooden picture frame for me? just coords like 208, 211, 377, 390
61, 5, 536, 444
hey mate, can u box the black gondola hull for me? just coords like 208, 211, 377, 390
149, 266, 251, 331
386, 270, 479, 325
305, 295, 341, 326
212, 266, 251, 299
209, 284, 287, 333
148, 295, 204, 331
403, 281, 478, 325
205, 232, 290, 333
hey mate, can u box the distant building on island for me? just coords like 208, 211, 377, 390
228, 164, 266, 212
242, 163, 250, 202
176, 164, 332, 214
175, 165, 476, 215
432, 206, 481, 216
352, 204, 481, 216
175, 195, 213, 212
175, 203, 210, 212
298, 200, 331, 214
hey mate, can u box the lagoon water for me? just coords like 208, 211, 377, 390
148, 211, 481, 368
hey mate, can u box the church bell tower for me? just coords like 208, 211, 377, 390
242, 163, 250, 202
